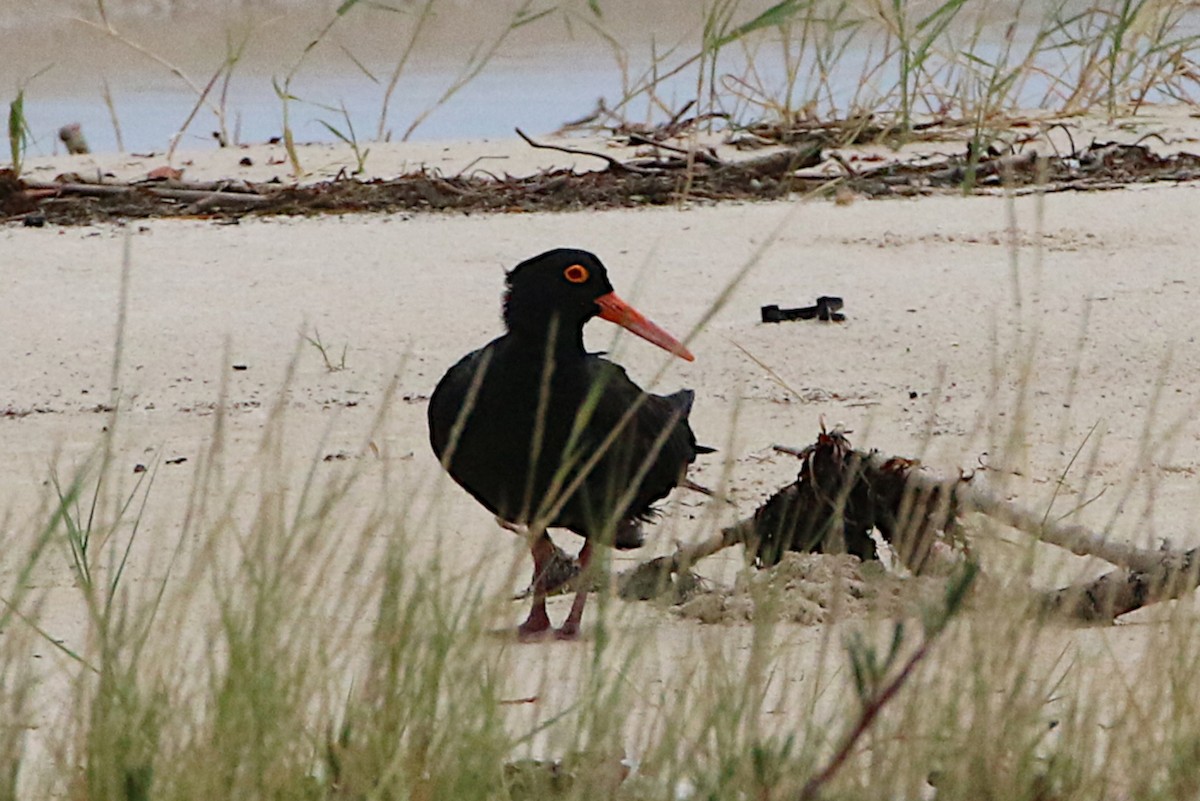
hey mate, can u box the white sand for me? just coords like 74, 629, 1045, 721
3, 133, 1199, 774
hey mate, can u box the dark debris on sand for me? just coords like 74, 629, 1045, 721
3, 135, 1200, 226
617, 424, 1200, 626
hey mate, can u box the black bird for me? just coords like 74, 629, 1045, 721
428, 248, 708, 640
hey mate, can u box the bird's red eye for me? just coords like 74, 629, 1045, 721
564, 264, 589, 284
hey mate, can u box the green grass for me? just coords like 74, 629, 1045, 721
4, 5, 1200, 798
8, 0, 1198, 175
2, 215, 1200, 800
7, 89, 27, 179
305, 329, 349, 373
580, 0, 1200, 145
317, 102, 371, 176
5, 66, 48, 178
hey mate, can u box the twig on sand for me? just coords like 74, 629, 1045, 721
799, 563, 978, 801
798, 636, 939, 801
625, 133, 724, 167
514, 127, 659, 174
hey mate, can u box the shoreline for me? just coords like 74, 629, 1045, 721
6, 108, 1200, 227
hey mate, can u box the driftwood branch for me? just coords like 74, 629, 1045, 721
517, 126, 823, 179
619, 427, 1199, 623
934, 467, 1188, 575
24, 180, 271, 209
624, 133, 724, 167
5, 135, 1190, 227
515, 127, 659, 175
852, 448, 1200, 621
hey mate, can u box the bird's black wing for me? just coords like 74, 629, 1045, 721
571, 357, 705, 521
428, 345, 489, 463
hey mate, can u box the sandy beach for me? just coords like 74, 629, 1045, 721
5, 0, 1200, 792
3, 126, 1200, 784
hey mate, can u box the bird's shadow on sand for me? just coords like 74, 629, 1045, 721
485, 626, 591, 644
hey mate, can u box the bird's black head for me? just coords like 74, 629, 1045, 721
503, 249, 614, 345
502, 248, 694, 361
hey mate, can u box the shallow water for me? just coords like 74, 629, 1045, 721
2, 1, 747, 155
4, 0, 1198, 158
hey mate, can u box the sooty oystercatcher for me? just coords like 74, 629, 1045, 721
427, 248, 709, 640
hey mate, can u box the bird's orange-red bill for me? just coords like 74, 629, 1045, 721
595, 292, 694, 362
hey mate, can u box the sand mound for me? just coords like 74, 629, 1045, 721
676, 553, 948, 625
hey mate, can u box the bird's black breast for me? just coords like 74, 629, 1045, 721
427, 335, 703, 540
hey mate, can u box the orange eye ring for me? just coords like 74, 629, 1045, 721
564, 264, 589, 284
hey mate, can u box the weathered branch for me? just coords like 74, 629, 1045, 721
24, 180, 271, 208
1041, 559, 1200, 622
515, 127, 659, 175
616, 428, 1200, 623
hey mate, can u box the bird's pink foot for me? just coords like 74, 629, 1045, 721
517, 619, 551, 642
554, 622, 581, 640
517, 625, 552, 642
517, 602, 551, 642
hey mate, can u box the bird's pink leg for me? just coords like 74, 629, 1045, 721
555, 541, 593, 640
517, 534, 555, 641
